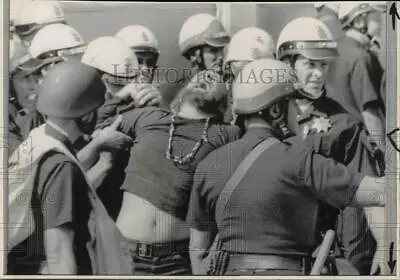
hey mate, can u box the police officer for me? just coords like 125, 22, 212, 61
116, 25, 161, 84
160, 13, 230, 110
327, 2, 385, 150
186, 58, 386, 276
8, 60, 105, 275
9, 33, 52, 151
314, 2, 343, 40
14, 24, 87, 140
224, 27, 276, 123
81, 36, 161, 129
116, 25, 163, 108
14, 1, 66, 47
276, 17, 381, 275
8, 33, 37, 155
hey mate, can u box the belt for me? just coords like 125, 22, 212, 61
226, 253, 308, 273
126, 239, 189, 258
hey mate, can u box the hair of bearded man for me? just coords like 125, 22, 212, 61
171, 82, 228, 121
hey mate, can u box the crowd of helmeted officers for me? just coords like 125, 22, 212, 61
7, 1, 388, 276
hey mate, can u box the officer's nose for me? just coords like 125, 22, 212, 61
312, 64, 324, 80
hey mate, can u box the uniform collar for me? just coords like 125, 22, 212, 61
245, 126, 276, 141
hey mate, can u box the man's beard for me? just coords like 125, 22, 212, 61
172, 74, 228, 120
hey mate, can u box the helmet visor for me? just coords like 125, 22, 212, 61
204, 32, 230, 48
278, 41, 338, 60
17, 56, 64, 75
15, 23, 40, 36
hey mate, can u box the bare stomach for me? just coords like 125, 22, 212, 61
116, 192, 190, 243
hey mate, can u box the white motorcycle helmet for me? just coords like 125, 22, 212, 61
29, 23, 86, 60
116, 25, 160, 55
225, 27, 275, 64
14, 1, 66, 39
276, 17, 338, 61
81, 36, 139, 85
338, 2, 377, 28
179, 13, 230, 58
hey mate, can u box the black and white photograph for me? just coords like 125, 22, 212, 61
4, 0, 398, 277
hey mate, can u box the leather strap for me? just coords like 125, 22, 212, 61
226, 253, 305, 272
216, 137, 279, 222
127, 239, 189, 258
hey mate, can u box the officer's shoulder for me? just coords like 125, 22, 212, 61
39, 150, 80, 174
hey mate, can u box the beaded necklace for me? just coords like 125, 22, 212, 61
166, 114, 210, 165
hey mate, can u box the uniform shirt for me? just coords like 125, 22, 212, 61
187, 127, 363, 256
295, 92, 370, 168
326, 36, 384, 123
117, 107, 241, 220
7, 124, 92, 275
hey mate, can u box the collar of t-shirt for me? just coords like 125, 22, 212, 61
45, 122, 82, 156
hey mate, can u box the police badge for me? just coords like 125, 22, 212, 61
311, 116, 332, 133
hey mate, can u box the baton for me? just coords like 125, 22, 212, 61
310, 229, 335, 275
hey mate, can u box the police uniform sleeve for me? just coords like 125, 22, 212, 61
350, 54, 381, 112
40, 155, 87, 230
302, 150, 364, 209
186, 161, 218, 232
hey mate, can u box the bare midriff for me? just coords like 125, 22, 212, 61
116, 192, 190, 243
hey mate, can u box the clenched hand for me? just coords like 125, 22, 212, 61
92, 115, 133, 152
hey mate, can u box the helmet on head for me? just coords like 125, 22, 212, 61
116, 25, 160, 55
14, 1, 65, 37
29, 23, 86, 59
37, 60, 105, 119
338, 2, 377, 28
314, 2, 340, 14
10, 33, 48, 75
225, 27, 275, 64
232, 58, 295, 115
81, 36, 139, 79
10, 34, 33, 73
179, 13, 230, 57
276, 17, 338, 61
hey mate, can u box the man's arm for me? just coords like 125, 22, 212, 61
77, 115, 132, 171
303, 151, 385, 209
350, 56, 385, 148
44, 225, 76, 274
362, 107, 385, 151
190, 228, 215, 275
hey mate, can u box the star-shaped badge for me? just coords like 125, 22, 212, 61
311, 117, 332, 133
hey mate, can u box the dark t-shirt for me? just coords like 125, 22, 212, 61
7, 126, 92, 275
118, 107, 241, 220
326, 36, 384, 123
186, 128, 363, 256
